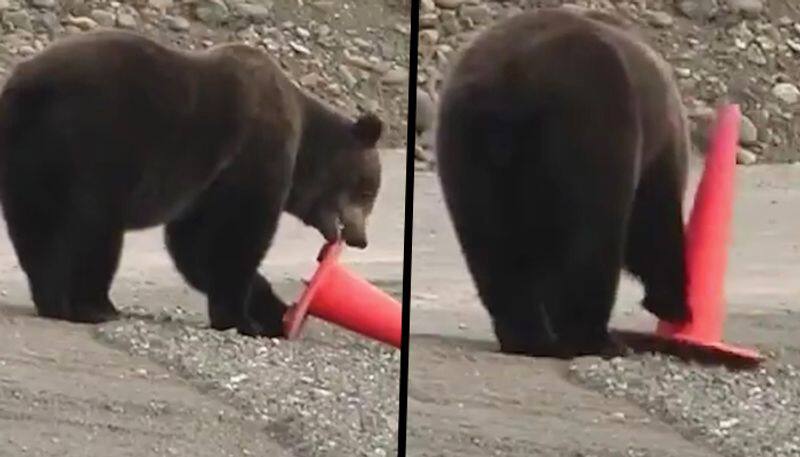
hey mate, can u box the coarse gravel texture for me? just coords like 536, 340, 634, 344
415, 0, 800, 166
569, 352, 800, 457
94, 301, 401, 457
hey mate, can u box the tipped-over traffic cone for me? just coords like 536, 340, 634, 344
283, 240, 402, 348
652, 103, 762, 362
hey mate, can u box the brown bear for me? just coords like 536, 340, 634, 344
0, 29, 383, 337
435, 7, 692, 358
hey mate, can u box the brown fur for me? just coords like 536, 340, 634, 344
436, 8, 691, 358
0, 29, 383, 335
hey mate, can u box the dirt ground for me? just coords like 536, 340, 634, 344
406, 155, 800, 456
0, 149, 406, 457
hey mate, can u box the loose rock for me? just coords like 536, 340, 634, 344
421, 0, 436, 13
166, 15, 190, 32
740, 114, 759, 145
4, 10, 31, 31
737, 147, 758, 164
746, 44, 767, 65
460, 4, 492, 25
728, 0, 764, 17
194, 0, 228, 25
30, 0, 55, 9
416, 88, 436, 133
235, 3, 271, 23
645, 10, 674, 28
289, 41, 310, 55
434, 0, 465, 9
149, 0, 174, 11
381, 68, 408, 85
677, 0, 718, 21
339, 65, 359, 87
772, 83, 800, 104
69, 16, 98, 31
90, 9, 116, 28
419, 13, 438, 29
117, 12, 137, 29
440, 10, 460, 34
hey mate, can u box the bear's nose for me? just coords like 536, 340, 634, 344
345, 236, 368, 249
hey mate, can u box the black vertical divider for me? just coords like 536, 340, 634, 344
398, 0, 420, 456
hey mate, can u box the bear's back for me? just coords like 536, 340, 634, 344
0, 30, 303, 229
575, 10, 689, 166
442, 8, 687, 170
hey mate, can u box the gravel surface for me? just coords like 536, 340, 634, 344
415, 0, 800, 166
570, 353, 800, 457
94, 303, 400, 457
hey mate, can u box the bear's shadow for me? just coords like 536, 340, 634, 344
0, 301, 203, 329
411, 333, 500, 353
412, 330, 763, 370
0, 302, 36, 319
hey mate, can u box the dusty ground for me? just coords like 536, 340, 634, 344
406, 155, 800, 456
0, 149, 406, 457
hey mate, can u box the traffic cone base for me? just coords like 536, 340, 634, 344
612, 330, 763, 369
671, 335, 763, 361
655, 319, 763, 363
283, 240, 402, 348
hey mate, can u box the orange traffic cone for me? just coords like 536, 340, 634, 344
283, 240, 402, 348
616, 104, 763, 366
651, 103, 761, 362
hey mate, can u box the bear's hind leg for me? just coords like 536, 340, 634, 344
437, 136, 561, 356
475, 257, 562, 357
549, 217, 631, 359
4, 201, 122, 323
4, 207, 71, 320
67, 218, 124, 323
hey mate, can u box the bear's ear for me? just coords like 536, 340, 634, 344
352, 113, 383, 147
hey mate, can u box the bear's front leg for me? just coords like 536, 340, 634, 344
237, 273, 287, 337
165, 182, 288, 337
202, 223, 284, 337
202, 202, 285, 337
624, 145, 691, 325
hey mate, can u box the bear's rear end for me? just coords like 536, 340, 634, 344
436, 8, 691, 358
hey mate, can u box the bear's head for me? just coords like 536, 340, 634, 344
287, 110, 383, 249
